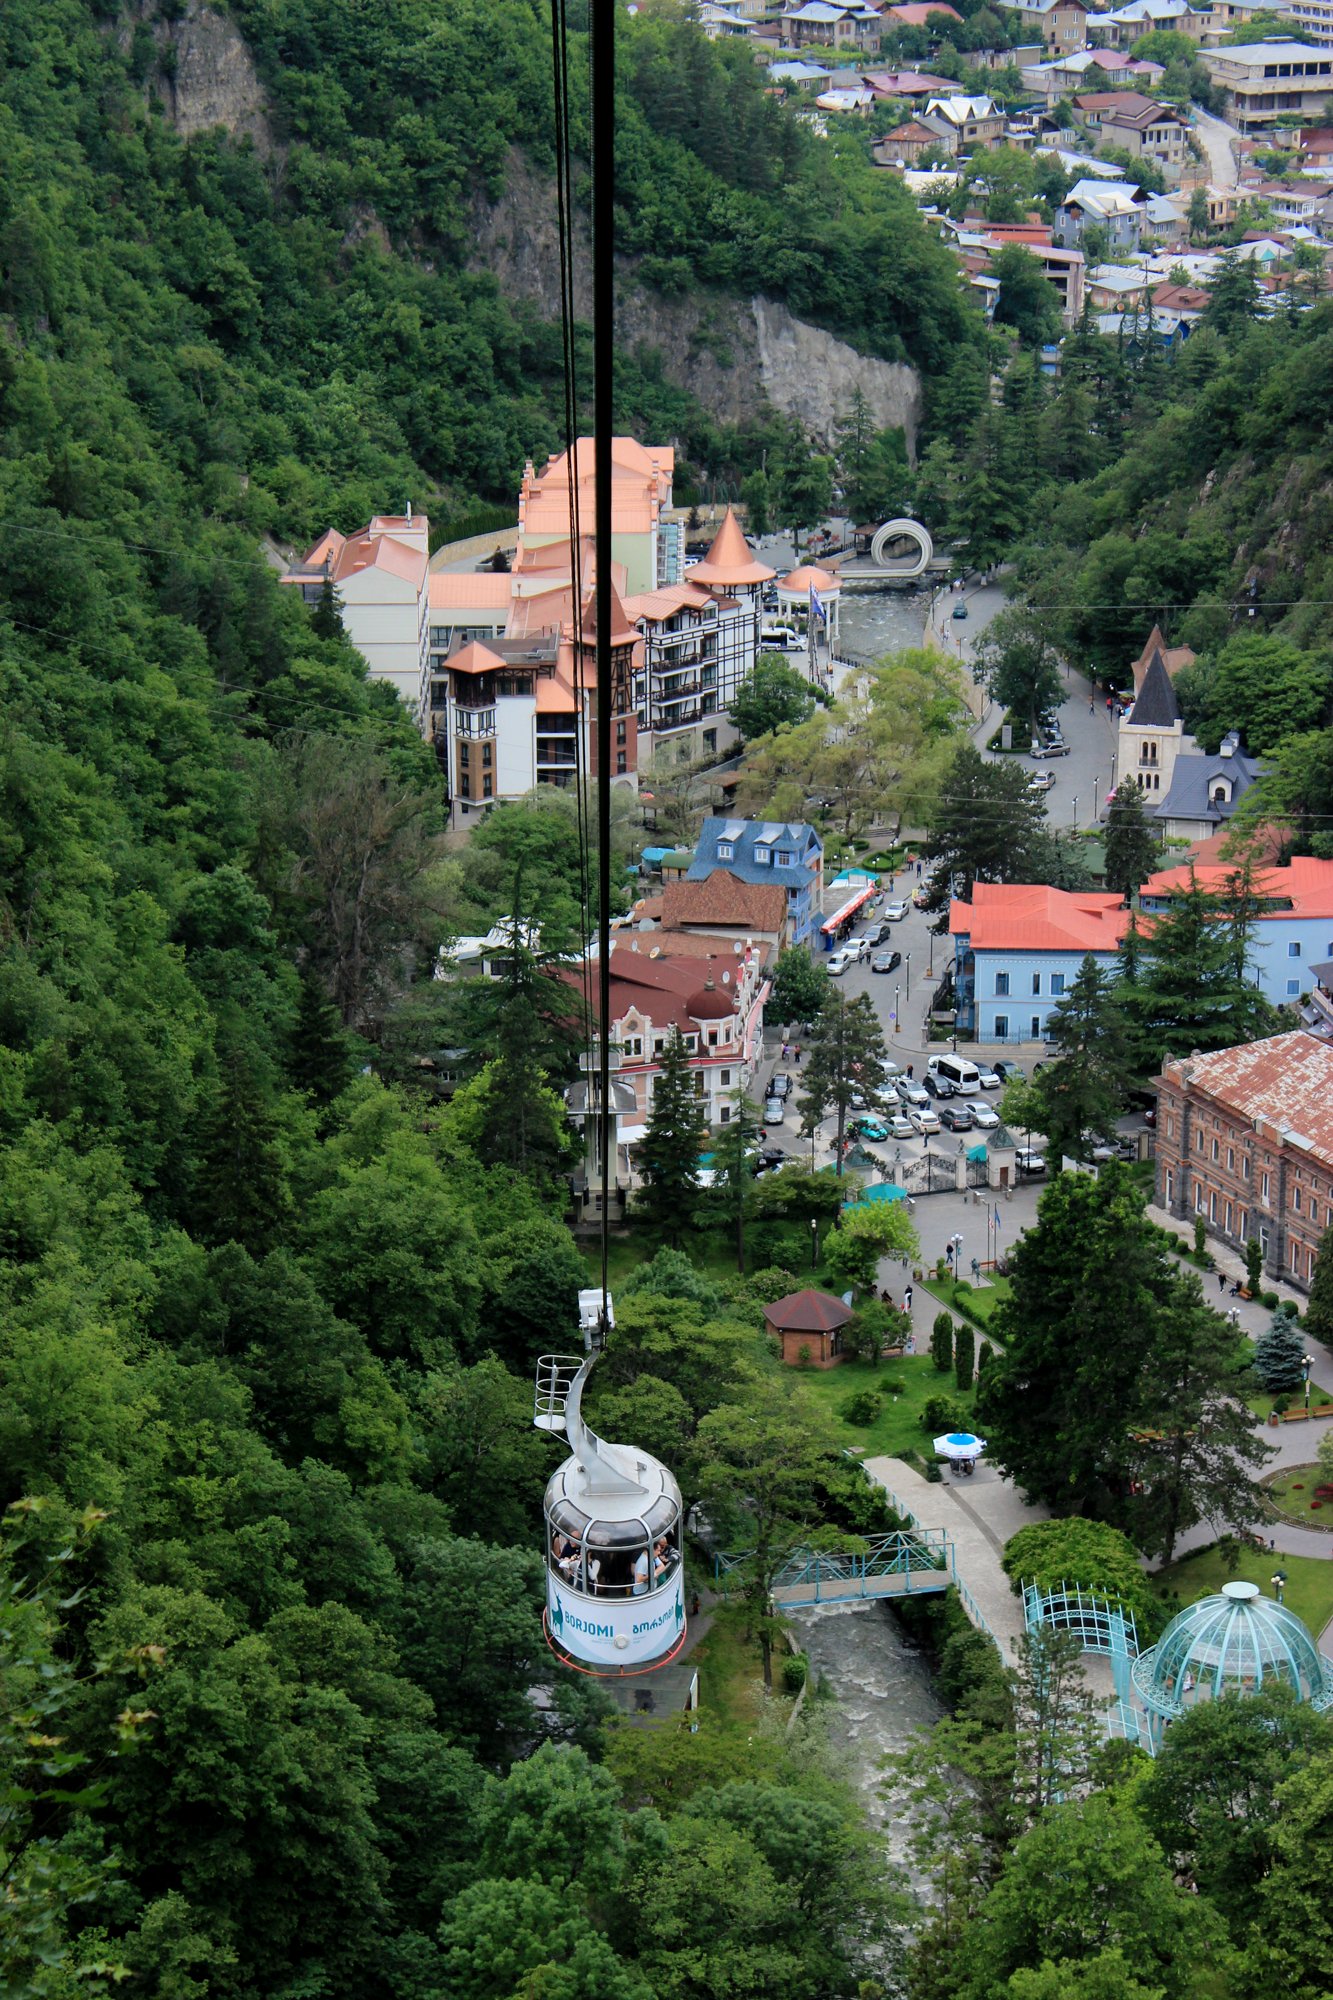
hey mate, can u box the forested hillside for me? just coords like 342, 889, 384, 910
0, 8, 938, 1994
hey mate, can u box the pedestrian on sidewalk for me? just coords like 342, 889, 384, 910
782, 1041, 790, 1060
1218, 1271, 1227, 1292
904, 1283, 914, 1312
795, 1044, 802, 1063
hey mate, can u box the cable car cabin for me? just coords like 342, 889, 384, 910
535, 1339, 687, 1675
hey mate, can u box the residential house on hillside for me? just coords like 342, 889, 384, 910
766, 57, 838, 88
1295, 124, 1333, 164
950, 883, 1132, 1043
782, 1, 885, 47
688, 817, 825, 946
1054, 178, 1148, 249
1200, 42, 1333, 133
924, 94, 1006, 146
874, 116, 960, 161
886, 0, 965, 17
1011, 0, 1090, 53
1140, 855, 1333, 1009
1285, 0, 1333, 48
1155, 1031, 1333, 1287
862, 67, 959, 97
1097, 98, 1191, 176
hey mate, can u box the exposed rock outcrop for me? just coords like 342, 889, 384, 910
124, 1, 275, 153
469, 153, 922, 454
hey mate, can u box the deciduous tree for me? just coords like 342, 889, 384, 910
637, 1028, 708, 1246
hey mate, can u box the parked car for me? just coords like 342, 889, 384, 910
889, 1112, 914, 1140
975, 1064, 1002, 1090
1031, 739, 1070, 759
880, 1060, 903, 1084
939, 1104, 975, 1132
897, 1078, 929, 1108
882, 901, 909, 923
754, 1147, 786, 1174
923, 1072, 957, 1099
909, 1105, 941, 1135
827, 949, 853, 976
764, 1096, 785, 1125
971, 1101, 1000, 1129
1028, 771, 1056, 794
871, 949, 902, 974
1014, 1147, 1046, 1176
851, 1115, 890, 1142
771, 1072, 792, 1100
993, 1059, 1024, 1081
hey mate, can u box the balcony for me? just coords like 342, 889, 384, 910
536, 749, 578, 768
654, 679, 701, 703
455, 708, 497, 738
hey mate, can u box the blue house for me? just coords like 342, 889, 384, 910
1140, 856, 1333, 1010
688, 818, 825, 947
950, 882, 1132, 1045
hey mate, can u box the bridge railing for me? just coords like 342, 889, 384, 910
714, 1529, 951, 1594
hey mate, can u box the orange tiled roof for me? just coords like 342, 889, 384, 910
1161, 1031, 1333, 1161
1142, 855, 1333, 920
950, 882, 1131, 953
447, 640, 507, 675
332, 532, 427, 587
687, 507, 777, 588
428, 572, 514, 609
778, 564, 841, 594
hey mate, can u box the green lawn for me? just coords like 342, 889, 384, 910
1151, 1544, 1333, 1639
793, 1351, 977, 1461
921, 1274, 1011, 1329
1261, 1463, 1333, 1529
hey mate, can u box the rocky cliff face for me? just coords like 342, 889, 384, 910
470, 154, 922, 454
121, 1, 275, 153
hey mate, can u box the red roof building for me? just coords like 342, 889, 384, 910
1155, 1031, 1333, 1291
764, 1287, 855, 1368
950, 884, 1133, 1045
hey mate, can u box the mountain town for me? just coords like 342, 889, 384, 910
7, 3, 1333, 1999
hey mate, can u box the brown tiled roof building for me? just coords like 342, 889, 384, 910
1155, 1030, 1333, 1290
765, 1287, 854, 1368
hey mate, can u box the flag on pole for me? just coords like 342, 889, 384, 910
993, 1204, 1002, 1232
810, 585, 827, 626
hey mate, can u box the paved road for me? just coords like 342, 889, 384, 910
1191, 108, 1241, 190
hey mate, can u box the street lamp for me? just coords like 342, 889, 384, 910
1093, 774, 1100, 819
905, 951, 911, 998
811, 1215, 819, 1269
1071, 794, 1079, 828
1304, 1353, 1314, 1412
894, 985, 901, 1034
1272, 1570, 1287, 1604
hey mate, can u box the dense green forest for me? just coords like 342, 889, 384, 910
0, 7, 979, 1993
10, 1, 1333, 1995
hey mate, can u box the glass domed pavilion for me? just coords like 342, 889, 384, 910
1131, 1579, 1333, 1750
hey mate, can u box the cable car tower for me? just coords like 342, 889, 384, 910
531, 6, 686, 1677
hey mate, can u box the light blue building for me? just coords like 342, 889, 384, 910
1140, 855, 1333, 1010
950, 883, 1131, 1046
689, 817, 825, 947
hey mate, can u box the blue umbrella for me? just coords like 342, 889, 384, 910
934, 1431, 986, 1462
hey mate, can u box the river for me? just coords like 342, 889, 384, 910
838, 583, 934, 662
790, 1601, 943, 1878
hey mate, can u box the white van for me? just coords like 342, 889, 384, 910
928, 1053, 981, 1096
761, 621, 801, 652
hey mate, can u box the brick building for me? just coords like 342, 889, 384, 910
1155, 1030, 1333, 1289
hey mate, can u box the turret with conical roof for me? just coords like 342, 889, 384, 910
686, 507, 776, 589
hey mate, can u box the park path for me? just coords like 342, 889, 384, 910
862, 1455, 1040, 1665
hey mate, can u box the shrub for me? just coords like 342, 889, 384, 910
1193, 1214, 1207, 1259
880, 1377, 907, 1396
931, 1312, 954, 1372
977, 1339, 994, 1379
954, 1320, 975, 1392
1262, 1290, 1280, 1310
1246, 1237, 1264, 1292
782, 1652, 809, 1695
1001, 1517, 1151, 1621
954, 1279, 972, 1295
922, 1393, 969, 1435
841, 1390, 882, 1426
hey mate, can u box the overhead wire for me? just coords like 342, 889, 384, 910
590, 0, 616, 1328
548, 0, 599, 1165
